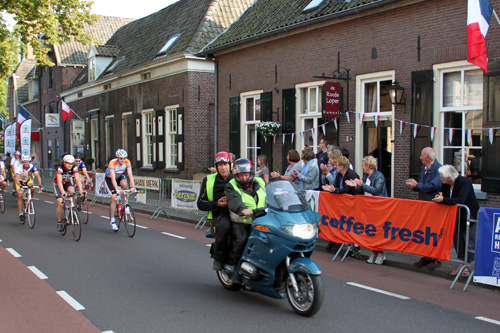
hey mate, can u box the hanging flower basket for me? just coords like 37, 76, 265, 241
256, 121, 280, 137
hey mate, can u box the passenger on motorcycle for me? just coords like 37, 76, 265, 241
225, 158, 266, 282
15, 155, 43, 220
197, 152, 233, 271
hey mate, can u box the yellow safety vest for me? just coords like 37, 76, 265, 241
206, 173, 217, 220
228, 177, 266, 224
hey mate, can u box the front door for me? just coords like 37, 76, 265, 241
363, 120, 392, 196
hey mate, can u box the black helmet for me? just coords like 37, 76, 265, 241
233, 158, 254, 187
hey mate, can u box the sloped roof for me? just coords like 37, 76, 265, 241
54, 16, 133, 65
200, 0, 402, 54
95, 45, 121, 57
13, 58, 36, 103
99, 0, 255, 77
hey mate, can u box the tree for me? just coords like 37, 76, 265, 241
0, 0, 97, 78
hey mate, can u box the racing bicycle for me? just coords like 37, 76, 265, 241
76, 191, 89, 224
114, 189, 136, 237
60, 192, 82, 241
20, 185, 41, 229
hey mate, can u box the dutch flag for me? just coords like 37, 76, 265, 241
467, 0, 493, 74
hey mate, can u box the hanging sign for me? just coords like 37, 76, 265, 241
325, 82, 341, 120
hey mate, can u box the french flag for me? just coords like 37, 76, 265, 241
467, 0, 493, 74
17, 105, 30, 131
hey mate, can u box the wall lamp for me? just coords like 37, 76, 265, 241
388, 81, 406, 105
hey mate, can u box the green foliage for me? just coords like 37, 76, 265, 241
0, 0, 97, 78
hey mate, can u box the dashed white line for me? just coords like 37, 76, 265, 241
44, 201, 54, 204
161, 232, 186, 240
347, 282, 410, 300
102, 330, 115, 333
28, 266, 48, 279
6, 248, 21, 258
56, 290, 85, 311
135, 224, 148, 229
101, 216, 110, 219
476, 316, 500, 326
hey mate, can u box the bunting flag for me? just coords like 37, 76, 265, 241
358, 113, 365, 125
311, 128, 315, 136
291, 133, 295, 144
466, 129, 474, 145
374, 115, 379, 128
345, 112, 350, 124
448, 128, 455, 144
333, 118, 338, 130
321, 124, 326, 136
412, 124, 420, 138
488, 128, 497, 144
399, 120, 404, 135
430, 126, 437, 142
467, 0, 493, 74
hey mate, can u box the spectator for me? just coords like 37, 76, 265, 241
321, 156, 359, 194
320, 149, 342, 186
270, 149, 302, 187
255, 154, 270, 184
346, 156, 388, 264
316, 139, 329, 186
406, 147, 443, 269
292, 147, 320, 190
432, 165, 479, 278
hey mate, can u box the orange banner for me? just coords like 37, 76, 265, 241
318, 193, 458, 261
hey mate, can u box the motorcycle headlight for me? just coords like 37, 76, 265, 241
283, 223, 317, 239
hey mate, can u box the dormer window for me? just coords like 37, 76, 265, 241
303, 0, 323, 11
157, 34, 181, 56
89, 57, 96, 81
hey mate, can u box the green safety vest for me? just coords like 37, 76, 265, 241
206, 173, 217, 220
228, 177, 266, 224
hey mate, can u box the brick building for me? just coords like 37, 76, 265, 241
198, 0, 500, 206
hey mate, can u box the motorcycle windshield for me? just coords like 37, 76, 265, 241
266, 181, 308, 213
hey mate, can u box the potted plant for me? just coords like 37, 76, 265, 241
85, 157, 95, 170
256, 121, 280, 137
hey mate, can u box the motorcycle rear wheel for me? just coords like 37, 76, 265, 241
216, 269, 241, 291
286, 272, 324, 317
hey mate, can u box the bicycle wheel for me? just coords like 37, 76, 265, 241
124, 204, 136, 237
0, 196, 4, 214
70, 209, 82, 241
20, 198, 26, 224
27, 199, 35, 229
81, 199, 89, 224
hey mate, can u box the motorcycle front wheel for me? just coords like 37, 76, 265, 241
216, 269, 241, 292
286, 272, 324, 317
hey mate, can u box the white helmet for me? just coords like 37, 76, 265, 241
21, 155, 31, 162
63, 154, 75, 164
116, 149, 128, 158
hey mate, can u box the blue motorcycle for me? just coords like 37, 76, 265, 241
210, 180, 324, 317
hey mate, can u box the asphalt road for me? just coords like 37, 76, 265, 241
1, 192, 499, 332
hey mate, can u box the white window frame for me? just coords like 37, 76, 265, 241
240, 90, 263, 167
434, 61, 483, 190
141, 109, 154, 168
296, 81, 325, 153
165, 106, 178, 169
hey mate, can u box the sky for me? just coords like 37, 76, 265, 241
91, 0, 179, 19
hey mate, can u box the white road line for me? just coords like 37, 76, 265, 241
101, 216, 110, 219
44, 201, 54, 204
135, 224, 148, 229
6, 248, 21, 258
476, 316, 500, 326
347, 282, 410, 300
0, 239, 2, 242
28, 266, 48, 279
206, 244, 211, 247
161, 232, 186, 240
102, 330, 115, 333
56, 291, 85, 311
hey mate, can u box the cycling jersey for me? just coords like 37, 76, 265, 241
0, 161, 5, 181
77, 161, 87, 171
54, 164, 79, 184
15, 163, 38, 182
105, 158, 132, 179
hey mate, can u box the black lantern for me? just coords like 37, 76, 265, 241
387, 81, 405, 105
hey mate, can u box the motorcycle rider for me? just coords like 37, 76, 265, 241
197, 152, 233, 271
225, 158, 266, 283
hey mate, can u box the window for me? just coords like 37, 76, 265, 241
157, 34, 181, 56
165, 107, 177, 168
106, 116, 115, 161
363, 80, 393, 114
70, 120, 85, 156
297, 83, 324, 152
141, 110, 154, 167
242, 93, 262, 166
104, 84, 111, 90
48, 67, 53, 89
303, 0, 323, 11
141, 72, 151, 80
89, 57, 96, 81
440, 67, 483, 184
122, 112, 134, 153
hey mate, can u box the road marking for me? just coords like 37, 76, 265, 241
476, 316, 500, 326
44, 201, 55, 204
161, 232, 186, 240
101, 216, 110, 219
102, 330, 115, 333
6, 248, 21, 258
56, 291, 85, 311
135, 224, 148, 229
347, 282, 410, 300
28, 266, 48, 279
206, 244, 211, 247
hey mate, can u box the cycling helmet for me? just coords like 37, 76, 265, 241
232, 158, 254, 187
214, 151, 231, 166
21, 155, 31, 162
63, 154, 75, 164
116, 149, 128, 158
14, 151, 20, 156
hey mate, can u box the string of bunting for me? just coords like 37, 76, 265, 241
273, 111, 499, 145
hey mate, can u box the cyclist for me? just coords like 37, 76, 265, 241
11, 151, 21, 196
0, 155, 7, 193
15, 155, 43, 221
105, 149, 136, 231
54, 154, 85, 232
74, 154, 92, 185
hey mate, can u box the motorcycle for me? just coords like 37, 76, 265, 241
207, 180, 324, 317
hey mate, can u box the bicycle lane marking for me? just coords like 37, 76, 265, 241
57, 290, 85, 311
28, 266, 48, 279
476, 317, 500, 326
346, 282, 410, 300
161, 232, 186, 239
6, 248, 21, 257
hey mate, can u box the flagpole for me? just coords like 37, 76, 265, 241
19, 106, 42, 125
493, 9, 500, 26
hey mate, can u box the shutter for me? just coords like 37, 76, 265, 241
135, 113, 142, 168
260, 91, 273, 168
410, 70, 433, 179
282, 88, 296, 134
176, 107, 184, 170
482, 62, 500, 193
229, 96, 240, 158
321, 84, 326, 121
156, 109, 165, 169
